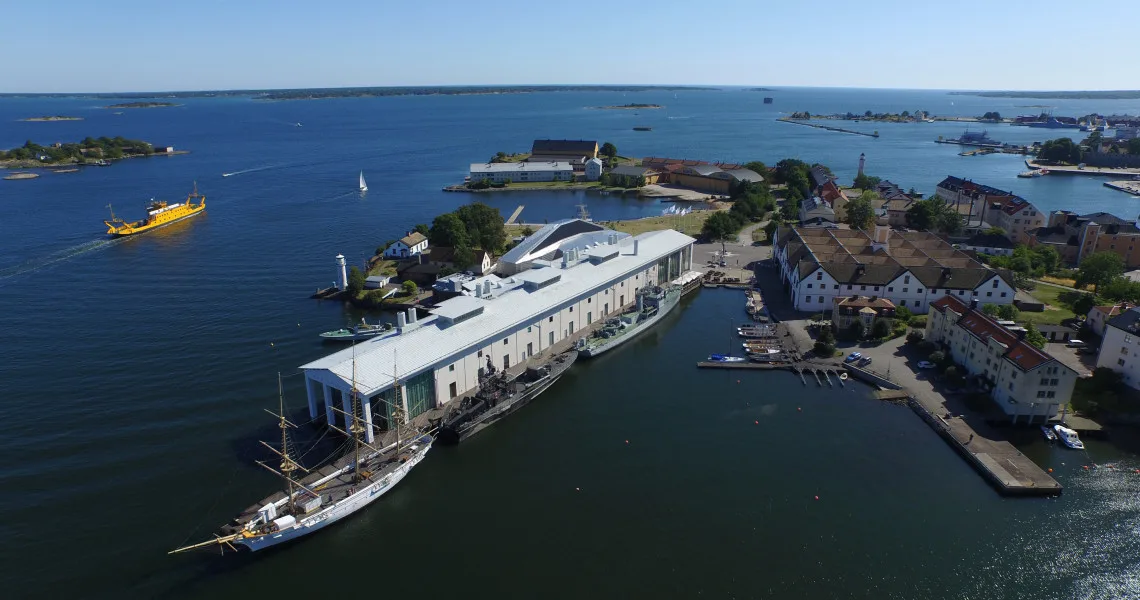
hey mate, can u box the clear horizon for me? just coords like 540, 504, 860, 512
2, 0, 1135, 94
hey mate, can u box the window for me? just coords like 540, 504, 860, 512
1037, 391, 1046, 398
903, 288, 908, 293
1008, 383, 1014, 391
817, 272, 823, 280
992, 280, 998, 288
478, 350, 482, 358
503, 338, 509, 345
904, 275, 911, 284
986, 292, 992, 297
861, 285, 866, 291
917, 289, 924, 294
1040, 378, 1048, 385
1000, 292, 1007, 298
847, 285, 853, 291
959, 290, 966, 295
874, 286, 880, 292
1118, 358, 1126, 366
888, 287, 894, 292
549, 316, 554, 323
818, 296, 824, 303
900, 300, 907, 307
527, 326, 532, 333
1011, 372, 1016, 379
806, 296, 812, 303
1124, 347, 1130, 354
569, 306, 574, 313
1051, 378, 1059, 385
834, 285, 839, 290
448, 365, 455, 372
931, 289, 937, 295
807, 284, 813, 289
449, 382, 457, 398
587, 298, 592, 303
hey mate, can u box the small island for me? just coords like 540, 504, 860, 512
19, 115, 84, 122
0, 137, 179, 168
103, 102, 177, 109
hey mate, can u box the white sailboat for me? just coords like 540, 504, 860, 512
359, 171, 368, 192
170, 359, 431, 555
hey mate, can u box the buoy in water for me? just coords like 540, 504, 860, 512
1083, 465, 1090, 470
1048, 468, 1053, 473
754, 420, 759, 425
797, 407, 802, 412
814, 496, 819, 501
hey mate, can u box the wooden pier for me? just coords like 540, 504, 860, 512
506, 205, 525, 225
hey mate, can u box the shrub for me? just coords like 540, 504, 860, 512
909, 316, 927, 328
871, 318, 892, 339
846, 320, 865, 340
895, 305, 914, 323
930, 351, 946, 364
917, 340, 938, 356
401, 280, 418, 296
906, 330, 925, 345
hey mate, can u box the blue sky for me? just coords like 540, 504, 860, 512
3, 0, 1136, 93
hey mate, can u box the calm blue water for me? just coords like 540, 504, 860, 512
2, 88, 1140, 599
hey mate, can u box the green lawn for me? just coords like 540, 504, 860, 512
1018, 284, 1077, 326
599, 211, 712, 237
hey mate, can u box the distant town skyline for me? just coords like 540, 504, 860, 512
3, 0, 1135, 94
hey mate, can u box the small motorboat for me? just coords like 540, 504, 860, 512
839, 372, 849, 381
1053, 425, 1085, 450
1017, 170, 1046, 178
1040, 425, 1057, 443
319, 318, 391, 342
708, 354, 747, 363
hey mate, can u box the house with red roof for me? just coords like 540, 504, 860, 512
927, 294, 1078, 423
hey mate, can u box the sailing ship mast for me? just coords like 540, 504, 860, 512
350, 343, 364, 482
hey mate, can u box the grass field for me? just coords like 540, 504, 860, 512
598, 211, 711, 237
1019, 284, 1077, 326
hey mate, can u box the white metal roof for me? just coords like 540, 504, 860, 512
470, 161, 574, 174
302, 229, 695, 395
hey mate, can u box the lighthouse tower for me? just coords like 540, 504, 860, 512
858, 153, 866, 177
335, 254, 348, 290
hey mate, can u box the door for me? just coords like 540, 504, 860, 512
569, 321, 575, 334
527, 342, 533, 357
503, 355, 510, 370
587, 312, 592, 325
549, 331, 555, 346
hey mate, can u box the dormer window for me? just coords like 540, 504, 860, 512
904, 275, 911, 284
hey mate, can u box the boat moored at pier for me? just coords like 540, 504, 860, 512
576, 284, 682, 358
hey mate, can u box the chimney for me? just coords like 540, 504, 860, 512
397, 312, 407, 329
871, 225, 890, 253
970, 297, 978, 310
483, 280, 491, 296
407, 308, 417, 324
561, 253, 569, 269
633, 239, 639, 255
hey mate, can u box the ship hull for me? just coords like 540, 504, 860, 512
579, 289, 680, 358
436, 352, 577, 445
235, 442, 431, 552
106, 205, 205, 236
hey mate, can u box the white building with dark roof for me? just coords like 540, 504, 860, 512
928, 294, 1077, 422
300, 223, 696, 441
1096, 307, 1140, 390
383, 231, 429, 259
774, 224, 1015, 314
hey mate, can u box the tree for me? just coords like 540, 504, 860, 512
871, 318, 892, 339
743, 161, 768, 176
1129, 138, 1140, 156
981, 303, 1001, 317
1038, 138, 1082, 164
413, 223, 430, 236
905, 198, 961, 235
1076, 252, 1125, 292
983, 227, 1007, 237
702, 211, 742, 255
906, 330, 925, 345
852, 172, 881, 191
981, 111, 1002, 121
598, 172, 611, 187
401, 280, 418, 296
996, 304, 1020, 320
895, 305, 913, 324
600, 142, 617, 158
930, 350, 946, 364
1024, 323, 1047, 349
521, 225, 535, 237
456, 202, 507, 253
1100, 277, 1140, 303
347, 266, 366, 296
844, 190, 877, 230
763, 220, 780, 244
1071, 293, 1098, 316
814, 325, 836, 357
452, 244, 478, 270
429, 213, 469, 248
847, 320, 865, 340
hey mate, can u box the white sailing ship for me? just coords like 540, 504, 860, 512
359, 171, 368, 192
171, 357, 430, 554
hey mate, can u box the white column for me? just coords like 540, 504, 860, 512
401, 385, 409, 425
342, 389, 353, 430
305, 376, 318, 420
322, 384, 335, 426
361, 400, 375, 444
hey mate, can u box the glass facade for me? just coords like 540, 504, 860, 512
372, 369, 436, 427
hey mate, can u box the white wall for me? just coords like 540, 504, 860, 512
1097, 322, 1140, 391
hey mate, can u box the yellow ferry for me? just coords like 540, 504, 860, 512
105, 184, 206, 236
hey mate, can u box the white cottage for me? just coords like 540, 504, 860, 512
384, 231, 430, 259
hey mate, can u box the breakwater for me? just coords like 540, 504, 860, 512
777, 118, 879, 137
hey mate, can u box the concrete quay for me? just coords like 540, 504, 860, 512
1026, 159, 1140, 177
1104, 180, 1140, 196
745, 264, 1062, 498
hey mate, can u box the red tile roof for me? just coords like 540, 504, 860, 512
931, 294, 1053, 371
1091, 304, 1125, 318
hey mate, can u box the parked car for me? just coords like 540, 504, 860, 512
916, 360, 936, 369
858, 356, 872, 366
845, 352, 863, 363
1065, 339, 1086, 348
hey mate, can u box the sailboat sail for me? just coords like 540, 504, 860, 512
359, 171, 368, 192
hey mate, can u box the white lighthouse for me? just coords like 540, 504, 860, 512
858, 153, 866, 177
335, 254, 348, 290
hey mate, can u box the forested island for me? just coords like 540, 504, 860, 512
19, 115, 83, 122
951, 90, 1140, 100
594, 103, 662, 109
0, 137, 165, 167
104, 102, 177, 109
